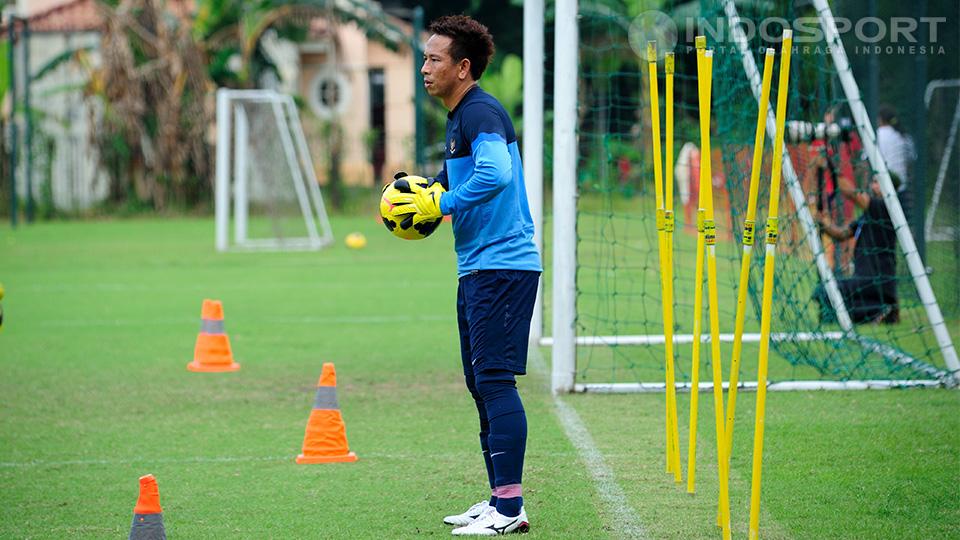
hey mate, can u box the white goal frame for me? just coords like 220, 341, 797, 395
525, 0, 959, 393
923, 79, 959, 243
215, 89, 334, 252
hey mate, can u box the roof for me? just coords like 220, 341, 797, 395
2, 0, 410, 53
2, 0, 194, 34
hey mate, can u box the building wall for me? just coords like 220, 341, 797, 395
369, 38, 415, 182
298, 21, 415, 188
22, 31, 108, 211
336, 23, 372, 186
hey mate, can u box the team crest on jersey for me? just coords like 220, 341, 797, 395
449, 138, 456, 154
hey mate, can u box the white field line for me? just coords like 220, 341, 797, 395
575, 379, 944, 393
540, 331, 844, 346
36, 314, 449, 328
0, 450, 589, 469
529, 348, 794, 540
0, 455, 291, 468
528, 347, 649, 539
17, 278, 438, 293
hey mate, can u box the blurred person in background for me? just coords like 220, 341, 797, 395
808, 106, 864, 272
813, 172, 900, 325
876, 104, 916, 219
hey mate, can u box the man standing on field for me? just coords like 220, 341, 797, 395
384, 14, 541, 536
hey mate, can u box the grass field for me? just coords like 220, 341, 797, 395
1, 216, 958, 538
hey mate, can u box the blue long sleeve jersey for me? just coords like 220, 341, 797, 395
434, 86, 542, 277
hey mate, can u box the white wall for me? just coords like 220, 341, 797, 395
17, 0, 62, 16
24, 31, 108, 211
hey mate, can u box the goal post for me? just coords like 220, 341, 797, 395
215, 88, 334, 252
811, 0, 959, 376
549, 0, 579, 394
922, 79, 960, 318
534, 1, 959, 393
923, 79, 959, 243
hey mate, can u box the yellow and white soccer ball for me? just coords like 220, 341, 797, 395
379, 175, 445, 240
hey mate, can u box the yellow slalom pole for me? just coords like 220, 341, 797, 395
699, 49, 731, 540
664, 51, 681, 484
749, 30, 793, 540
645, 41, 676, 476
686, 35, 708, 495
716, 47, 776, 528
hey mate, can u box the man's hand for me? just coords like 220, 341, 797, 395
814, 211, 830, 230
815, 211, 852, 241
412, 182, 445, 220
382, 184, 416, 219
814, 211, 834, 236
392, 182, 445, 220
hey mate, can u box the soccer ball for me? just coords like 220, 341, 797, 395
379, 175, 444, 240
344, 232, 367, 249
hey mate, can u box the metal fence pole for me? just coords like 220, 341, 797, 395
7, 16, 17, 227
24, 17, 33, 223
412, 6, 425, 170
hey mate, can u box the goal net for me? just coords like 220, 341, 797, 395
539, 0, 958, 392
923, 79, 960, 320
215, 89, 333, 252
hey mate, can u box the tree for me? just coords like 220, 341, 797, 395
90, 0, 211, 209
87, 0, 410, 210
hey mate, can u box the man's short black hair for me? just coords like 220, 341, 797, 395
427, 15, 495, 81
878, 104, 900, 129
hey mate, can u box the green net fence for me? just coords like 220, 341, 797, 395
542, 0, 958, 387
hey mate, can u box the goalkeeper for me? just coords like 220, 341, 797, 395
384, 14, 541, 536
813, 172, 900, 324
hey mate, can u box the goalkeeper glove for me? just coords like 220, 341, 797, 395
386, 180, 445, 220
381, 172, 420, 218
409, 181, 444, 220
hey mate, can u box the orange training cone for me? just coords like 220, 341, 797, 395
296, 363, 358, 464
187, 299, 240, 372
128, 474, 166, 540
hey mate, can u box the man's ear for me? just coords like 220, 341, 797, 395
458, 58, 471, 80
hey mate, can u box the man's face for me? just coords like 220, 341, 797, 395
421, 34, 466, 99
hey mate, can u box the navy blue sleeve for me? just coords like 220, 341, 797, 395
439, 103, 512, 215
432, 164, 449, 190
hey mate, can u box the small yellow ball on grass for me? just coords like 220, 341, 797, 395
345, 232, 367, 249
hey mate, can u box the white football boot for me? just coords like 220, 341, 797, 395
443, 500, 491, 526
451, 507, 529, 536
